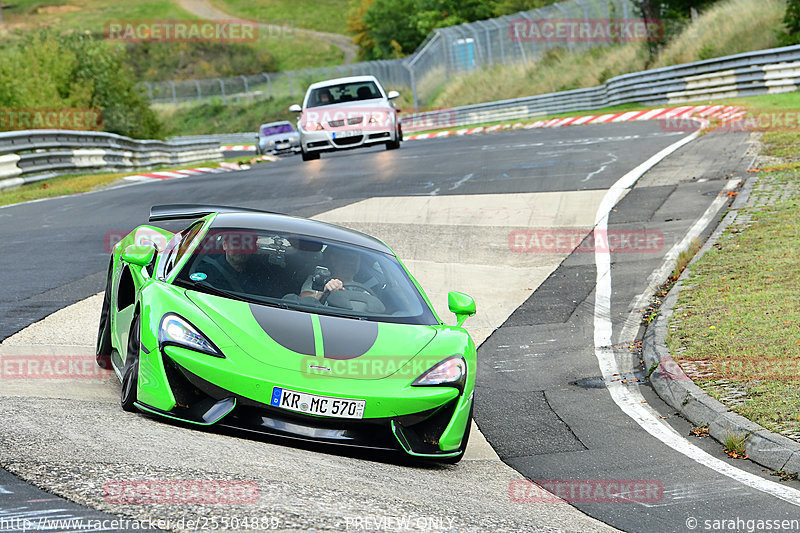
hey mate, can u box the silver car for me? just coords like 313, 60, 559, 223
256, 121, 301, 156
289, 75, 402, 161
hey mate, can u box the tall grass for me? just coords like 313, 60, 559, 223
433, 43, 649, 108
431, 0, 786, 109
654, 0, 785, 67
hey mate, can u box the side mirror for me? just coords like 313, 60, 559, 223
448, 291, 475, 327
121, 244, 156, 267
289, 104, 302, 113
387, 90, 400, 100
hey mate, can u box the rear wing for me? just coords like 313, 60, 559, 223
149, 204, 282, 222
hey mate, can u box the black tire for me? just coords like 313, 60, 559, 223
386, 131, 401, 150
120, 313, 141, 413
96, 260, 113, 369
440, 404, 473, 464
301, 149, 320, 161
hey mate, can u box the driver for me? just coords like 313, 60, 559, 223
202, 232, 272, 295
299, 245, 361, 300
317, 88, 333, 105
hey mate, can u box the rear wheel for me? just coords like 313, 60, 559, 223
120, 313, 141, 413
301, 149, 320, 161
96, 260, 113, 369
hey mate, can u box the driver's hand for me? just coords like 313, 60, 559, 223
324, 278, 343, 293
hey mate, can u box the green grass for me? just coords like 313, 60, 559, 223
0, 0, 196, 33
160, 95, 298, 136
0, 157, 257, 207
666, 91, 800, 437
429, 0, 785, 109
208, 0, 349, 34
0, 0, 344, 78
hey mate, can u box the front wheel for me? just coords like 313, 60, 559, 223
96, 260, 113, 369
301, 149, 320, 161
120, 314, 141, 413
386, 127, 401, 150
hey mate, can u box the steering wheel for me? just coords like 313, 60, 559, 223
341, 282, 377, 297
321, 282, 384, 313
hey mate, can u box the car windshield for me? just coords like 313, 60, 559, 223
306, 81, 382, 108
261, 123, 294, 135
174, 228, 437, 325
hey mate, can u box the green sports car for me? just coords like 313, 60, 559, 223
97, 205, 477, 462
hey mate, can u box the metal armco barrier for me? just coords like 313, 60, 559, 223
0, 130, 222, 190
401, 44, 800, 132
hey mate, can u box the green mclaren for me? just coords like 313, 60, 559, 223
97, 205, 477, 462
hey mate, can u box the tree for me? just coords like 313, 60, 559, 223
781, 0, 800, 45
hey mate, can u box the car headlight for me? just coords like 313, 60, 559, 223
412, 356, 466, 391
159, 314, 224, 358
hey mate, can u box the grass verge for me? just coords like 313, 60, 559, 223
0, 156, 267, 207
666, 93, 800, 441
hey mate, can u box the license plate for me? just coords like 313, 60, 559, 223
270, 387, 365, 419
333, 130, 362, 139
277, 143, 289, 149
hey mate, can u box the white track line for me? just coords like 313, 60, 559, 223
591, 121, 800, 505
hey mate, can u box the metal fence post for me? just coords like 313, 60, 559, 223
241, 75, 249, 98
288, 71, 294, 97
170, 81, 177, 104
217, 78, 226, 104
194, 80, 201, 100
493, 19, 506, 64
263, 73, 272, 98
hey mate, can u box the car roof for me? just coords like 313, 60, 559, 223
307, 75, 382, 91
209, 212, 392, 254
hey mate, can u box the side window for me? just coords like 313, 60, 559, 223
162, 222, 204, 278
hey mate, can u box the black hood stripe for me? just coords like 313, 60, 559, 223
249, 304, 316, 356
319, 315, 378, 360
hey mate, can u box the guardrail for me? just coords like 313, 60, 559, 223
0, 130, 222, 190
402, 44, 800, 131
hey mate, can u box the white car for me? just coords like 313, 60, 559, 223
289, 75, 402, 161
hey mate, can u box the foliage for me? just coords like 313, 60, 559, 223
124, 42, 277, 82
347, 0, 560, 60
780, 0, 800, 45
0, 31, 163, 139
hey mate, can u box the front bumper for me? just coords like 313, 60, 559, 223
135, 345, 472, 457
300, 128, 395, 153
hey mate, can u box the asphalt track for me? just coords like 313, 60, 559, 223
2, 123, 798, 532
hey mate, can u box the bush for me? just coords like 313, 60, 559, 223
0, 31, 163, 139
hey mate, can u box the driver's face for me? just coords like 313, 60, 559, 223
222, 235, 253, 271
329, 249, 359, 281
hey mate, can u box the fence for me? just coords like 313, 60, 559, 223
145, 0, 638, 107
0, 130, 222, 190
401, 44, 800, 132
